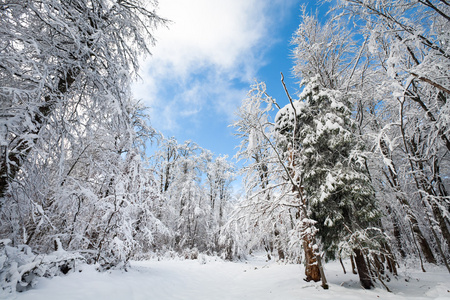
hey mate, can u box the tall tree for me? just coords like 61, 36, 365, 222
275, 76, 382, 289
0, 0, 166, 198
231, 81, 328, 287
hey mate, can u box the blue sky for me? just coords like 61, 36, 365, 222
132, 0, 329, 161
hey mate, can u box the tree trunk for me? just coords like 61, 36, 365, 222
382, 242, 398, 276
316, 254, 329, 289
350, 255, 357, 274
274, 228, 285, 260
303, 236, 321, 282
353, 248, 374, 289
0, 69, 78, 198
384, 203, 406, 258
339, 257, 347, 274
409, 214, 437, 264
298, 199, 323, 284
0, 145, 7, 199
429, 199, 450, 250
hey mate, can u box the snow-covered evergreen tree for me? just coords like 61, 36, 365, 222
229, 81, 329, 287
275, 76, 382, 289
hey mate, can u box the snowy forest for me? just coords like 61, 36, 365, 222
1, 0, 449, 297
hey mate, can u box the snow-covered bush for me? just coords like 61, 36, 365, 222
0, 239, 83, 295
182, 248, 199, 260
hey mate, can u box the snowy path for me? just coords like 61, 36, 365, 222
11, 255, 450, 300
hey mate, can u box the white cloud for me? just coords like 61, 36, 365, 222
132, 0, 297, 134
150, 0, 267, 78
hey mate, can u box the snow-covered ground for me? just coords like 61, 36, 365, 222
7, 254, 450, 300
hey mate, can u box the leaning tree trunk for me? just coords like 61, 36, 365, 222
353, 248, 374, 289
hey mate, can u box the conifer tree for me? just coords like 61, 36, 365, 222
276, 76, 382, 289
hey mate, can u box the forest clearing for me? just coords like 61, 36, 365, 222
11, 253, 450, 300
1, 0, 449, 298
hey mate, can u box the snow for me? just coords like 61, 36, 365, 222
9, 254, 450, 300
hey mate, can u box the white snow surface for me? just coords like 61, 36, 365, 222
9, 254, 450, 300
